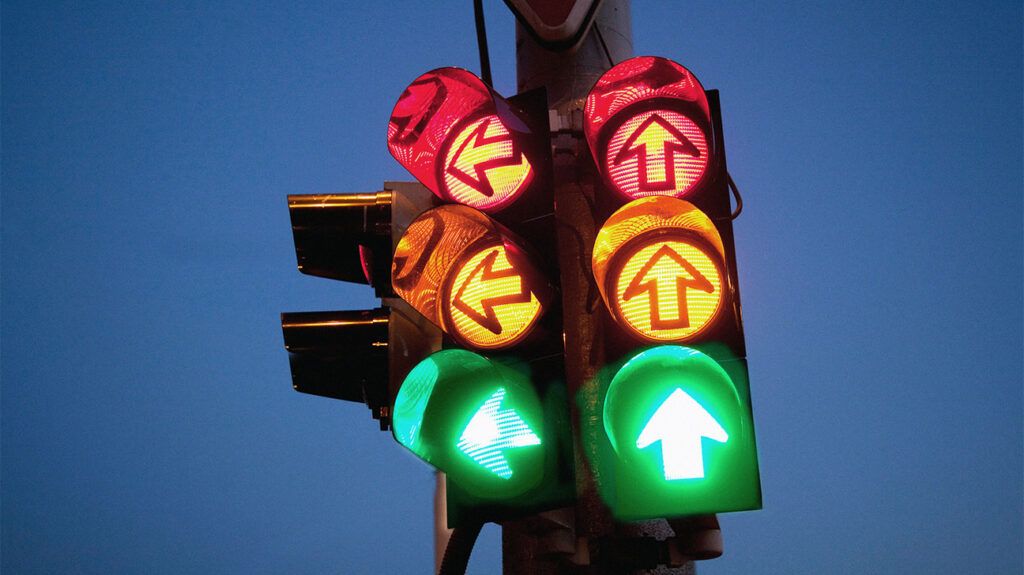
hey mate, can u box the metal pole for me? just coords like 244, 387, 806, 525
434, 471, 452, 573
505, 1, 695, 573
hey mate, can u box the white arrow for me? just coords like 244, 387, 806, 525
458, 388, 541, 479
636, 388, 728, 480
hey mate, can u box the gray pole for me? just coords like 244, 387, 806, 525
503, 1, 695, 573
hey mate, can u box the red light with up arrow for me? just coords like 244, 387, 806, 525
584, 56, 713, 201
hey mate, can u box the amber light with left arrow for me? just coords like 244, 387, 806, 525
391, 204, 551, 350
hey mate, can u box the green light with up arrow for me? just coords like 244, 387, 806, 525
601, 345, 761, 519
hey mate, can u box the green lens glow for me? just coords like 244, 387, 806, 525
392, 350, 546, 499
600, 345, 761, 518
392, 356, 439, 454
457, 388, 541, 479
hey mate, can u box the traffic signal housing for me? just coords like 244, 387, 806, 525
282, 56, 761, 530
282, 182, 442, 428
581, 56, 761, 519
383, 69, 574, 525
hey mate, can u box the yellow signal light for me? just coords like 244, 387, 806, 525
392, 205, 549, 350
443, 243, 543, 349
593, 196, 727, 343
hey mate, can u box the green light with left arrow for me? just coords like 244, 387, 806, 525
392, 349, 546, 499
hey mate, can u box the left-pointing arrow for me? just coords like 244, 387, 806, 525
452, 247, 532, 335
446, 116, 529, 198
458, 388, 541, 479
636, 388, 728, 480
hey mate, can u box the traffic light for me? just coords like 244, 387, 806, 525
282, 183, 442, 429
392, 349, 546, 499
584, 55, 713, 203
384, 68, 574, 523
582, 56, 761, 519
390, 204, 552, 350
387, 67, 551, 221
282, 55, 759, 535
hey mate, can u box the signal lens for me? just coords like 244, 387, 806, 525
445, 243, 543, 349
614, 239, 723, 341
392, 205, 549, 350
441, 115, 534, 210
593, 196, 727, 343
604, 109, 709, 199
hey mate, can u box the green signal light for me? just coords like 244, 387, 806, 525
598, 345, 761, 519
392, 355, 439, 455
458, 388, 542, 479
392, 349, 546, 499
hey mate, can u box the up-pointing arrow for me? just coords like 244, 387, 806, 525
458, 388, 541, 479
613, 113, 701, 192
622, 243, 714, 331
636, 388, 728, 480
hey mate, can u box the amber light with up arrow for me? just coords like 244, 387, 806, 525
593, 196, 728, 344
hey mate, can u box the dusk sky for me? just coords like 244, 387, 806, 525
3, 2, 1021, 573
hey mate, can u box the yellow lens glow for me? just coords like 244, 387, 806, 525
593, 196, 728, 343
613, 239, 723, 342
445, 244, 543, 349
442, 115, 533, 210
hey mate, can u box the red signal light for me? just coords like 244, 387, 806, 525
387, 68, 535, 212
584, 56, 713, 201
605, 109, 709, 199
441, 115, 534, 210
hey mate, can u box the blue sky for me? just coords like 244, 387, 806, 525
3, 2, 1021, 573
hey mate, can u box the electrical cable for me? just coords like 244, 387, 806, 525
593, 24, 616, 67
438, 522, 484, 575
727, 172, 743, 220
473, 0, 493, 86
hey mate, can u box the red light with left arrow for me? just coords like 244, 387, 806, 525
442, 115, 534, 210
387, 67, 541, 213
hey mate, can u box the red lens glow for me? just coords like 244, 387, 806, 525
387, 68, 533, 212
604, 109, 709, 199
441, 115, 534, 211
584, 57, 712, 200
